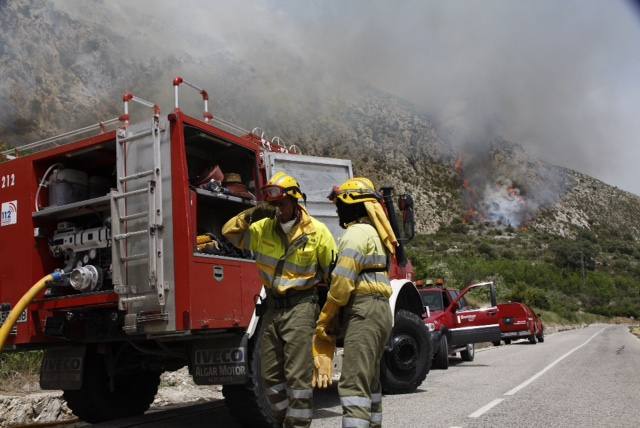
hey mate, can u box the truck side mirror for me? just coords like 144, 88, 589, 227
397, 194, 415, 242
450, 301, 459, 312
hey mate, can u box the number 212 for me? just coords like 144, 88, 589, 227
1, 174, 16, 188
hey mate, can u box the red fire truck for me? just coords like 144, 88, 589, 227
0, 78, 431, 425
418, 281, 501, 369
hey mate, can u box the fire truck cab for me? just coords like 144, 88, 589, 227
0, 79, 430, 425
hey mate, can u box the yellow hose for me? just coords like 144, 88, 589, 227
0, 273, 56, 352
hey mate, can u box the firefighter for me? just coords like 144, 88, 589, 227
222, 172, 337, 428
312, 177, 397, 428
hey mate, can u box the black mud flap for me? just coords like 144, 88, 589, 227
39, 345, 86, 390
449, 325, 501, 347
190, 334, 249, 385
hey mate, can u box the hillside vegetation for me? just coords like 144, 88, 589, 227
408, 223, 640, 321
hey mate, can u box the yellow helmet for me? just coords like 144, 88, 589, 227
262, 172, 304, 201
330, 177, 380, 205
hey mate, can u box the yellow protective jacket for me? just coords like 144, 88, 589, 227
222, 206, 337, 295
327, 218, 392, 306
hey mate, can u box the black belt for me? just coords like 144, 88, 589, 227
267, 288, 319, 309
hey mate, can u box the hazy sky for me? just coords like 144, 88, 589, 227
56, 0, 640, 194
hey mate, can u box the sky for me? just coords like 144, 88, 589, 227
54, 0, 640, 195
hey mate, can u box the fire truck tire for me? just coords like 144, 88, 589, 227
460, 343, 475, 362
380, 310, 432, 394
537, 332, 545, 343
504, 338, 512, 345
528, 334, 537, 344
62, 351, 160, 423
492, 341, 501, 346
432, 333, 449, 370
222, 325, 277, 428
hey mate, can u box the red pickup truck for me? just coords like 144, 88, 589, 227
494, 302, 545, 345
419, 281, 501, 369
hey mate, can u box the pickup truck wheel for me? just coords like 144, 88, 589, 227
528, 334, 537, 344
537, 332, 545, 343
460, 343, 475, 362
432, 333, 449, 370
504, 338, 512, 345
380, 310, 432, 394
63, 350, 160, 423
223, 323, 277, 428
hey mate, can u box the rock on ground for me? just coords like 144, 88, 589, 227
0, 367, 222, 427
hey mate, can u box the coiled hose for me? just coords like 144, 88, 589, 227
0, 272, 63, 351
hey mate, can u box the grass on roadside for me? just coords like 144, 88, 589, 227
0, 351, 43, 393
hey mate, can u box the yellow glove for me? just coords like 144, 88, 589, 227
312, 334, 336, 388
312, 300, 340, 388
315, 300, 340, 341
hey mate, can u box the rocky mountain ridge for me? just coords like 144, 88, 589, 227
1, 0, 638, 241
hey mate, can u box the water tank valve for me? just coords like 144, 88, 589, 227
69, 265, 99, 291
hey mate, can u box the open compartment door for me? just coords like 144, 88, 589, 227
263, 153, 352, 239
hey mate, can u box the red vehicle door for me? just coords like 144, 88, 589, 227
448, 282, 501, 346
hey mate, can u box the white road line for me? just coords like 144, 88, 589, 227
468, 398, 504, 418
467, 326, 606, 421
504, 327, 606, 396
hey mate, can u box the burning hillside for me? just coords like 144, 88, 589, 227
456, 139, 569, 228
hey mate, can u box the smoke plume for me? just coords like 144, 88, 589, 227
3, 0, 640, 203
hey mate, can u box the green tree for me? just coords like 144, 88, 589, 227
550, 239, 597, 271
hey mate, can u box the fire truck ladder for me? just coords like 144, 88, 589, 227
110, 94, 166, 328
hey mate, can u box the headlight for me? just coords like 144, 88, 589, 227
425, 322, 436, 332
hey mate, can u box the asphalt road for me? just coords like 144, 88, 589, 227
78, 324, 639, 428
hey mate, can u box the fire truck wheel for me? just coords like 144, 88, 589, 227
492, 341, 502, 346
537, 332, 545, 343
528, 334, 538, 344
380, 310, 432, 394
432, 333, 449, 370
504, 338, 512, 345
460, 343, 475, 362
222, 324, 277, 428
62, 350, 160, 423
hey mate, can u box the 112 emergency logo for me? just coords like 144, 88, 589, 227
1, 200, 18, 227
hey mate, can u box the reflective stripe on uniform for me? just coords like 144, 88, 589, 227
286, 407, 314, 419
342, 417, 371, 428
255, 252, 280, 268
371, 412, 383, 423
332, 265, 359, 281
341, 396, 372, 408
371, 392, 382, 403
260, 270, 274, 287
282, 260, 318, 276
358, 271, 389, 283
288, 388, 314, 399
267, 382, 287, 395
274, 276, 316, 288
241, 229, 252, 249
339, 249, 387, 266
272, 398, 290, 411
